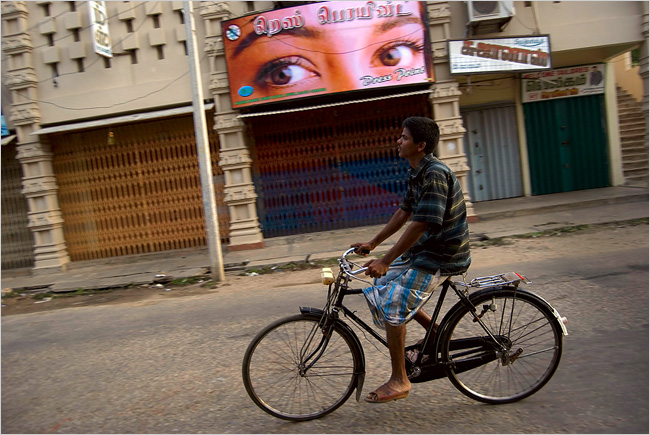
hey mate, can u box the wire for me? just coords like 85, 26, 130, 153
23, 54, 203, 111
0, 1, 145, 63
1, 1, 216, 65
3, 1, 212, 111
4, 1, 85, 39
270, 26, 425, 56
237, 89, 434, 118
530, 2, 542, 35
40, 3, 156, 86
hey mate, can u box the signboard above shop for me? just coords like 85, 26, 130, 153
89, 1, 112, 58
221, 1, 434, 109
521, 64, 605, 103
449, 35, 551, 75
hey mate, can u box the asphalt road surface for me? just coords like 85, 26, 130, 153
2, 224, 648, 434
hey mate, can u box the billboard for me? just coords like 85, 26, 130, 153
449, 35, 551, 75
221, 1, 433, 109
521, 64, 605, 103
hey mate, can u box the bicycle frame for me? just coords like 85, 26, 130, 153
307, 248, 516, 384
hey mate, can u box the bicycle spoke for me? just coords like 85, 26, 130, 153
442, 290, 563, 403
243, 315, 360, 420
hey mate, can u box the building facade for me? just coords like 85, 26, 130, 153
1, 1, 647, 272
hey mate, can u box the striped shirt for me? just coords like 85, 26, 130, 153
400, 154, 471, 276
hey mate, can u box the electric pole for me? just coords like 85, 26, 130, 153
183, 1, 225, 282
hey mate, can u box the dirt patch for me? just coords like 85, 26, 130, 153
2, 220, 647, 316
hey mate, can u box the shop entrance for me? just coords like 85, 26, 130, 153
250, 95, 430, 237
523, 94, 609, 195
51, 116, 229, 261
461, 104, 523, 202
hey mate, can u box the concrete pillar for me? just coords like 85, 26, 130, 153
200, 2, 264, 250
426, 1, 476, 221
2, 1, 70, 271
639, 3, 649, 150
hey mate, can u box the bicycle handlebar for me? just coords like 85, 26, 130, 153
340, 248, 373, 284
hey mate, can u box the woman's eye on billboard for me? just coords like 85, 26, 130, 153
374, 39, 423, 68
222, 1, 434, 108
255, 56, 320, 88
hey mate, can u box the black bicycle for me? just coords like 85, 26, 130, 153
242, 248, 568, 421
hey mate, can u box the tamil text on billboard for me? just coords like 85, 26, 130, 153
449, 35, 550, 75
222, 1, 433, 109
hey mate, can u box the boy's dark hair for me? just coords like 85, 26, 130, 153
402, 116, 440, 154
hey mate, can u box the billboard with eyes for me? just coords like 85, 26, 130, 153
221, 1, 434, 109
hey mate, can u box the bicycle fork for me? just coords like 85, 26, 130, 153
298, 316, 335, 375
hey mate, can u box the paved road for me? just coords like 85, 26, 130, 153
2, 227, 648, 434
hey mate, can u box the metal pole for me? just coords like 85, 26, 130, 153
183, 1, 225, 282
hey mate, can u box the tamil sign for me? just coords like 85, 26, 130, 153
449, 35, 551, 75
221, 1, 434, 109
521, 64, 605, 103
89, 1, 112, 58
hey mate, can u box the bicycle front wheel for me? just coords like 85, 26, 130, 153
440, 288, 564, 404
242, 313, 363, 421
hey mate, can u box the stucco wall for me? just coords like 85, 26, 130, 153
613, 53, 644, 101
22, 1, 212, 125
449, 1, 645, 65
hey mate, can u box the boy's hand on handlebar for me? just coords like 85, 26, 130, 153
350, 242, 373, 256
363, 259, 390, 278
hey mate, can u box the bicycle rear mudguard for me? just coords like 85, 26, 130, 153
299, 307, 367, 402
443, 286, 568, 337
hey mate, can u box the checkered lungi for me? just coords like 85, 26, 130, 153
362, 258, 445, 328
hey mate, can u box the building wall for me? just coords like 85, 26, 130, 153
2, 1, 647, 270
448, 0, 646, 197
449, 1, 645, 61
613, 52, 644, 101
19, 1, 211, 125
1, 1, 233, 270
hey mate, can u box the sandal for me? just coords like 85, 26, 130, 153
365, 385, 410, 403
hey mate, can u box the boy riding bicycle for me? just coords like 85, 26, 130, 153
351, 116, 471, 403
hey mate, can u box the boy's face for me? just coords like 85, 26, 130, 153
397, 127, 425, 162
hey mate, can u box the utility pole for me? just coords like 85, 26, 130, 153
183, 1, 225, 282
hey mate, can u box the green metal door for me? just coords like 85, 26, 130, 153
524, 94, 609, 195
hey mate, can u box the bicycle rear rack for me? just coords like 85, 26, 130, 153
456, 272, 532, 289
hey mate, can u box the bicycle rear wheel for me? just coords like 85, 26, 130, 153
440, 288, 563, 404
242, 313, 363, 421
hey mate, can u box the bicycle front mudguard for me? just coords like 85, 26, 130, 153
299, 307, 367, 402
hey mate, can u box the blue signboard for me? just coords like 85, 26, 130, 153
1, 113, 9, 137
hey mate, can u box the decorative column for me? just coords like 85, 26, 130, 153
640, 3, 649, 152
426, 1, 476, 221
2, 1, 70, 271
200, 2, 264, 250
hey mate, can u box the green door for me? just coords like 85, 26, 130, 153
524, 95, 609, 195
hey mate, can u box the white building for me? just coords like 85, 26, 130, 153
1, 1, 647, 272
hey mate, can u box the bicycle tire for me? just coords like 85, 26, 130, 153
242, 313, 363, 421
439, 288, 564, 404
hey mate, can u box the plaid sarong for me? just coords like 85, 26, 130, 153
362, 258, 445, 328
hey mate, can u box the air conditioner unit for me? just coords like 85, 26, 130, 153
467, 1, 515, 23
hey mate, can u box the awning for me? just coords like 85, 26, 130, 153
32, 103, 215, 135
237, 89, 433, 118
1, 135, 17, 146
